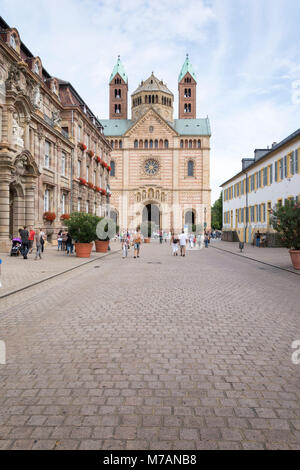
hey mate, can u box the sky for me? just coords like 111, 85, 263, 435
1, 0, 300, 203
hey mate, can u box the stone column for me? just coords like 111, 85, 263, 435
0, 167, 11, 252
24, 177, 36, 228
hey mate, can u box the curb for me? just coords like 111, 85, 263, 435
210, 245, 300, 276
0, 248, 121, 300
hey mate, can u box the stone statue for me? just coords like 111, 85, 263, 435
52, 110, 61, 126
12, 112, 24, 147
6, 64, 21, 91
32, 84, 42, 109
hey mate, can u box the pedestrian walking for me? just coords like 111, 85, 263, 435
28, 226, 35, 253
171, 232, 179, 256
204, 233, 209, 248
179, 230, 187, 256
62, 230, 68, 251
159, 230, 163, 244
57, 230, 63, 251
40, 228, 45, 252
255, 230, 261, 247
34, 229, 42, 260
19, 226, 29, 259
133, 227, 141, 259
121, 234, 129, 258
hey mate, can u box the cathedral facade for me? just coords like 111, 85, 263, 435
101, 55, 211, 234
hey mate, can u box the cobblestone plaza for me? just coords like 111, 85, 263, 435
0, 242, 299, 450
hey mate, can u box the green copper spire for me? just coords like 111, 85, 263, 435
178, 54, 197, 83
109, 55, 128, 84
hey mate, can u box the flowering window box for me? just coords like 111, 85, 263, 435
95, 186, 101, 192
88, 150, 94, 157
96, 156, 101, 164
43, 211, 56, 222
61, 213, 70, 220
79, 143, 87, 151
88, 182, 94, 189
107, 165, 112, 172
79, 177, 87, 185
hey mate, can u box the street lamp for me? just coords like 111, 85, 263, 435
204, 207, 207, 231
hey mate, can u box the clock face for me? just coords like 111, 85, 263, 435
144, 159, 159, 176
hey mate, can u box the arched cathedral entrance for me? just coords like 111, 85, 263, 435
142, 203, 161, 230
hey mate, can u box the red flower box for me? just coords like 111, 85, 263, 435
95, 156, 101, 163
43, 211, 56, 222
103, 162, 108, 169
79, 177, 87, 185
88, 182, 94, 189
79, 143, 87, 151
95, 186, 101, 192
107, 165, 111, 172
61, 213, 70, 220
102, 189, 107, 196
88, 150, 94, 157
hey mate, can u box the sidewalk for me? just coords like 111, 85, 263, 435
209, 239, 299, 274
0, 241, 121, 297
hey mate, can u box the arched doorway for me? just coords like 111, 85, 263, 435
185, 210, 195, 225
142, 203, 161, 229
9, 183, 25, 238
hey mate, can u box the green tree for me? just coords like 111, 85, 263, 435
211, 192, 223, 230
271, 199, 300, 250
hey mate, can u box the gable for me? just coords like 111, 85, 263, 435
124, 108, 178, 139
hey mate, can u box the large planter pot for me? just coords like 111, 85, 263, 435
75, 242, 93, 258
144, 238, 151, 243
289, 250, 300, 270
95, 240, 109, 253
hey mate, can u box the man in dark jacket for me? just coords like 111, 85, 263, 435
19, 226, 29, 259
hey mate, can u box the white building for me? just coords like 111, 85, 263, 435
221, 128, 300, 243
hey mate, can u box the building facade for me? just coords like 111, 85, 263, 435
221, 129, 300, 243
100, 55, 211, 233
0, 17, 111, 252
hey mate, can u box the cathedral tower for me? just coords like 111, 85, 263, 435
109, 56, 128, 119
178, 54, 197, 119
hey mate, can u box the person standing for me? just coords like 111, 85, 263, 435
133, 227, 141, 259
20, 226, 29, 259
159, 230, 163, 244
28, 226, 35, 253
66, 232, 73, 255
255, 230, 261, 247
121, 233, 129, 258
34, 229, 42, 260
179, 230, 187, 257
204, 233, 209, 248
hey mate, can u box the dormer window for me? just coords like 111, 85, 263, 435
10, 34, 17, 50
52, 81, 57, 94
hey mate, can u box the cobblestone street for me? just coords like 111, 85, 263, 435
0, 242, 299, 450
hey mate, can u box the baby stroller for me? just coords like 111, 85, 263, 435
10, 237, 22, 256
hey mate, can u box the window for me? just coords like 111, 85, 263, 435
279, 158, 283, 179
86, 201, 89, 213
250, 174, 254, 191
180, 140, 183, 148
262, 203, 266, 222
78, 199, 81, 211
86, 166, 89, 181
269, 164, 273, 184
145, 140, 148, 149
295, 149, 299, 173
44, 141, 50, 168
251, 206, 255, 222
110, 160, 115, 177
155, 140, 158, 149
115, 104, 121, 114
10, 34, 16, 49
197, 140, 201, 149
275, 161, 278, 181
119, 140, 122, 149
164, 140, 168, 149
93, 170, 96, 185
44, 189, 49, 212
149, 140, 153, 149
78, 160, 81, 178
61, 152, 66, 176
78, 125, 81, 142
34, 62, 39, 75
61, 193, 66, 214
263, 167, 267, 186
134, 140, 138, 149
188, 160, 194, 177
189, 140, 192, 149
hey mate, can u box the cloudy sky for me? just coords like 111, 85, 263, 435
1, 0, 300, 202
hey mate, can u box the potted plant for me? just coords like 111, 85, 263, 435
79, 142, 87, 151
79, 177, 87, 185
60, 213, 70, 221
43, 211, 56, 223
88, 150, 94, 157
65, 212, 100, 258
271, 199, 300, 269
